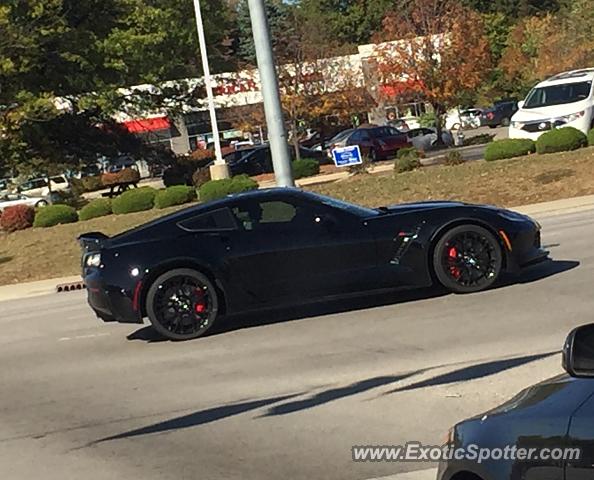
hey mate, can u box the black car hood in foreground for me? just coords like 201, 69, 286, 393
443, 374, 594, 480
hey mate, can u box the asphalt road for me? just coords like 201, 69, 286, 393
1, 209, 592, 480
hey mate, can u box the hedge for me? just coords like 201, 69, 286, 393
154, 185, 196, 209
397, 147, 419, 160
79, 198, 112, 221
394, 155, 420, 174
588, 128, 594, 147
0, 205, 35, 232
198, 175, 258, 202
292, 158, 320, 179
536, 127, 587, 154
485, 139, 535, 161
33, 204, 78, 228
112, 187, 157, 214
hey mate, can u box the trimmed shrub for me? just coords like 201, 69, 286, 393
0, 205, 35, 232
101, 167, 140, 187
82, 175, 104, 192
463, 133, 495, 146
292, 158, 320, 179
588, 128, 594, 147
445, 150, 464, 166
79, 198, 112, 221
536, 127, 587, 154
198, 175, 258, 202
484, 139, 535, 161
154, 185, 196, 209
112, 187, 157, 214
394, 155, 421, 174
397, 147, 420, 160
192, 167, 211, 188
419, 112, 437, 128
33, 204, 78, 228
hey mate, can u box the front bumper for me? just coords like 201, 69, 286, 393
505, 222, 549, 272
84, 269, 142, 324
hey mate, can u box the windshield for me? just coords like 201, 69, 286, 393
305, 191, 378, 217
524, 81, 592, 108
328, 129, 353, 144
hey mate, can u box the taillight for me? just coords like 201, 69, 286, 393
487, 112, 494, 120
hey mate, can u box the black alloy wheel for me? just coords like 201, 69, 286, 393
146, 268, 219, 340
433, 225, 503, 293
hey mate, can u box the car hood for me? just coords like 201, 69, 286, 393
464, 374, 594, 424
513, 100, 591, 122
377, 200, 469, 215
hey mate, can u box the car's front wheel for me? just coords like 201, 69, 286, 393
146, 268, 219, 341
433, 225, 503, 294
35, 200, 48, 208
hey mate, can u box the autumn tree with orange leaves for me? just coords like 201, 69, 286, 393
374, 0, 491, 140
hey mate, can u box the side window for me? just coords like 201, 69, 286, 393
349, 131, 361, 142
359, 130, 371, 141
178, 208, 236, 232
231, 200, 321, 231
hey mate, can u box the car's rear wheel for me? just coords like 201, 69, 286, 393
433, 225, 502, 293
501, 117, 511, 127
146, 268, 219, 341
35, 200, 48, 207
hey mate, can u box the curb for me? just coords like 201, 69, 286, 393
366, 468, 437, 480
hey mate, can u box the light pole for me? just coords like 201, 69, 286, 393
191, 0, 229, 180
247, 0, 294, 187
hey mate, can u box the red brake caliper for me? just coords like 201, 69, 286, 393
448, 247, 461, 279
194, 288, 207, 314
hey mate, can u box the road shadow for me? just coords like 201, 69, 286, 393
0, 254, 13, 265
90, 393, 300, 444
384, 351, 558, 395
260, 370, 425, 417
497, 259, 579, 288
127, 259, 578, 343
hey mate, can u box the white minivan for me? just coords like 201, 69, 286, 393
509, 69, 594, 140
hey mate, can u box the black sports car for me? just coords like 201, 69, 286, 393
79, 189, 548, 340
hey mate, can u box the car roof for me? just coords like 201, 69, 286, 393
537, 69, 594, 87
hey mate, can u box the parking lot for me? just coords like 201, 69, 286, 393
0, 209, 591, 480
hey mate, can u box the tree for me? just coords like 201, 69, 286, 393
0, 0, 233, 179
461, 0, 563, 17
374, 0, 491, 140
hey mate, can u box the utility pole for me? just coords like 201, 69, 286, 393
192, 0, 230, 180
247, 0, 294, 187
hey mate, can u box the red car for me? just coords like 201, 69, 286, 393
345, 126, 411, 161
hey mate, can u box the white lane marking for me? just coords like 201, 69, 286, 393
365, 468, 437, 480
58, 333, 111, 342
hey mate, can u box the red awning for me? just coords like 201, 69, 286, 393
122, 116, 171, 133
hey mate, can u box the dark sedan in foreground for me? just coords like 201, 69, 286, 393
438, 323, 594, 480
80, 189, 547, 340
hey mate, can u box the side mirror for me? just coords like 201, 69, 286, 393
517, 100, 525, 109
563, 324, 594, 378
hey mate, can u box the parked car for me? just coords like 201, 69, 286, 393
220, 144, 326, 177
438, 322, 594, 480
80, 188, 547, 340
18, 175, 70, 197
481, 100, 518, 128
0, 193, 48, 211
407, 127, 454, 151
345, 126, 411, 161
510, 68, 594, 140
324, 129, 355, 158
445, 109, 483, 130
0, 178, 12, 195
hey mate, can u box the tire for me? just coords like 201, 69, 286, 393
432, 225, 503, 294
488, 125, 497, 129
35, 200, 48, 208
501, 117, 511, 127
146, 268, 219, 341
369, 148, 378, 162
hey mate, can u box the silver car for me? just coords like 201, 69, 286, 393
0, 193, 48, 212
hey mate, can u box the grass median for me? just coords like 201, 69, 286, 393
1, 147, 594, 286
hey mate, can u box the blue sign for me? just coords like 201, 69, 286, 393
332, 145, 363, 167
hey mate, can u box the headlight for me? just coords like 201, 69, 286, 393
85, 253, 101, 268
561, 111, 585, 123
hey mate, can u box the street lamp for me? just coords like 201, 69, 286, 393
191, 0, 230, 180
247, 0, 294, 187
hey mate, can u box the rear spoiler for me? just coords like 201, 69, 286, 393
78, 232, 109, 252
